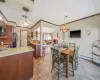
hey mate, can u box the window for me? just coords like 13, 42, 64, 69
44, 34, 51, 40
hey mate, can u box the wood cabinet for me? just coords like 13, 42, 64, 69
0, 21, 13, 44
0, 51, 34, 80
30, 43, 41, 58
0, 21, 7, 38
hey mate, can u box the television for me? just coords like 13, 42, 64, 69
70, 30, 81, 38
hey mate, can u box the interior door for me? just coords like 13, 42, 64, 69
20, 30, 28, 47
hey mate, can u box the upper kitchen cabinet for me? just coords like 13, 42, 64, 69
0, 21, 7, 38
0, 21, 14, 44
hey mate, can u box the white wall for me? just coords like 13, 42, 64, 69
14, 27, 31, 47
31, 21, 41, 40
63, 15, 100, 59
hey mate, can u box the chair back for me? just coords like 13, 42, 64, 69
75, 46, 80, 56
69, 43, 76, 49
70, 46, 79, 60
74, 46, 80, 64
69, 48, 76, 63
51, 48, 60, 63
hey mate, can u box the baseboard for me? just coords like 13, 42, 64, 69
78, 54, 92, 61
79, 54, 100, 63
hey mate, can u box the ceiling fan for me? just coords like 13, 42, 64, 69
21, 7, 30, 27
31, 0, 35, 3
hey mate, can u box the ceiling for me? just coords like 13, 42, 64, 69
0, 0, 100, 27
36, 27, 56, 33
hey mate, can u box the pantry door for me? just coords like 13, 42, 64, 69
20, 30, 28, 47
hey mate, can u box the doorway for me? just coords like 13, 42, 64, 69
20, 30, 28, 47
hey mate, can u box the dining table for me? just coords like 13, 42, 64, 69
53, 47, 74, 79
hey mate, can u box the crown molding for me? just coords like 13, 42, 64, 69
1, 10, 100, 29
0, 10, 30, 29
60, 13, 100, 26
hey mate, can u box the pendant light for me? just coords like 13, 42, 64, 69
21, 7, 29, 27
60, 15, 70, 32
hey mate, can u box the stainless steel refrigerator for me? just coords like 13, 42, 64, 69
12, 32, 18, 48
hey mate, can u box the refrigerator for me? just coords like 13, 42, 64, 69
12, 32, 18, 48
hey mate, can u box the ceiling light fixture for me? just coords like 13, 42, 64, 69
21, 7, 29, 27
60, 14, 70, 32
31, 0, 35, 3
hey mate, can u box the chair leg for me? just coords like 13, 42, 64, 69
63, 62, 65, 70
75, 59, 78, 70
58, 58, 60, 80
58, 70, 60, 80
51, 61, 54, 73
72, 62, 74, 76
58, 64, 60, 80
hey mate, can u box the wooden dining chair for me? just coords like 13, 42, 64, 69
51, 48, 65, 80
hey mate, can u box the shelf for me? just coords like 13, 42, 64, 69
93, 45, 100, 48
92, 52, 100, 56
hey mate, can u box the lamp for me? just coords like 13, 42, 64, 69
60, 14, 70, 42
60, 15, 70, 32
21, 7, 29, 27
21, 14, 29, 27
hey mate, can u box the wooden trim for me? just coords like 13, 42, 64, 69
30, 13, 100, 28
20, 30, 28, 47
30, 19, 59, 29
1, 10, 100, 29
30, 19, 42, 29
0, 10, 30, 29
60, 13, 100, 26
41, 20, 59, 26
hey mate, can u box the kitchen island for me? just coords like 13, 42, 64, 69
29, 40, 41, 58
0, 46, 34, 80
0, 45, 9, 49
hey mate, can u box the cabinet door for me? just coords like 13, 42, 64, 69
0, 55, 21, 80
20, 52, 33, 80
0, 52, 34, 80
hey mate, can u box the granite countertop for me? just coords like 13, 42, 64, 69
0, 45, 9, 49
0, 46, 34, 58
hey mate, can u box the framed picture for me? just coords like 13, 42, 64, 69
31, 32, 33, 38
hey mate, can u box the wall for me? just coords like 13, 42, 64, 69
31, 21, 41, 40
61, 15, 100, 59
14, 27, 31, 47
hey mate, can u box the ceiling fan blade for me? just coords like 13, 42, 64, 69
31, 0, 35, 3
